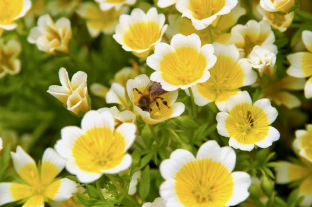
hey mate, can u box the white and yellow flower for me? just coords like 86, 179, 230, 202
228, 20, 275, 58
27, 14, 72, 54
259, 76, 305, 108
95, 0, 136, 11
157, 0, 176, 8
216, 91, 280, 151
257, 5, 294, 32
90, 83, 109, 98
175, 0, 238, 30
76, 2, 124, 37
0, 146, 77, 206
143, 197, 166, 207
47, 67, 89, 116
166, 5, 246, 45
287, 30, 312, 99
260, 0, 295, 13
0, 40, 21, 78
191, 43, 257, 111
113, 7, 167, 58
106, 83, 131, 110
147, 33, 216, 91
0, 0, 31, 32
97, 106, 136, 127
113, 67, 139, 88
275, 159, 312, 206
126, 74, 185, 125
293, 124, 312, 162
55, 110, 136, 183
160, 140, 251, 206
247, 44, 277, 76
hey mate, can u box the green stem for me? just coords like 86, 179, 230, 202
106, 175, 140, 207
167, 128, 183, 145
96, 180, 105, 200
208, 27, 214, 43
148, 124, 160, 144
188, 88, 197, 118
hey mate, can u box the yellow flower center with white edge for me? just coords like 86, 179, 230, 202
72, 127, 126, 173
175, 159, 233, 206
225, 103, 269, 144
0, 0, 24, 25
299, 131, 312, 160
132, 84, 174, 119
10, 162, 61, 200
189, 0, 225, 20
123, 22, 161, 51
196, 55, 244, 103
265, 11, 286, 27
160, 47, 207, 86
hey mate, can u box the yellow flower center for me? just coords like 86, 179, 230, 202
160, 47, 207, 86
175, 159, 233, 206
265, 11, 286, 26
225, 103, 270, 144
189, 0, 226, 20
196, 55, 244, 103
0, 0, 24, 25
123, 22, 161, 50
72, 127, 126, 173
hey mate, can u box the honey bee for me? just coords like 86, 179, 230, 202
133, 82, 170, 112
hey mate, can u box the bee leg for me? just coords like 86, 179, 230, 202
157, 97, 170, 108
155, 100, 161, 110
133, 88, 142, 94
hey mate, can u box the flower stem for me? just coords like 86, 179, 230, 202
96, 180, 105, 200
167, 128, 183, 145
188, 88, 197, 118
208, 26, 214, 43
106, 175, 140, 207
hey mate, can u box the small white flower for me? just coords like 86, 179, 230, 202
0, 40, 21, 78
260, 0, 295, 13
247, 44, 277, 76
157, 0, 176, 8
128, 171, 141, 195
95, 0, 136, 11
47, 67, 89, 116
27, 14, 72, 54
142, 197, 166, 207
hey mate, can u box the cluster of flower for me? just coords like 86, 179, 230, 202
1, 0, 312, 206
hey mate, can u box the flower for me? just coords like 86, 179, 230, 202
287, 30, 312, 99
175, 0, 238, 30
95, 0, 136, 11
126, 74, 185, 125
247, 44, 277, 76
258, 76, 305, 108
0, 0, 31, 32
76, 2, 124, 37
27, 14, 72, 54
54, 110, 136, 183
114, 67, 139, 88
257, 5, 294, 32
106, 83, 131, 110
228, 20, 275, 58
0, 146, 77, 206
157, 0, 176, 8
113, 7, 167, 58
260, 0, 295, 13
275, 158, 312, 206
47, 0, 80, 17
142, 197, 166, 207
47, 67, 89, 116
160, 140, 251, 206
97, 106, 136, 127
216, 91, 280, 151
191, 43, 257, 111
0, 39, 21, 78
166, 5, 246, 45
293, 124, 312, 162
128, 171, 141, 195
90, 83, 109, 98
147, 33, 217, 91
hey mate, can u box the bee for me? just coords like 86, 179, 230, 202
133, 82, 170, 112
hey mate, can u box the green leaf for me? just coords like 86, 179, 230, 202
66, 175, 79, 183
131, 150, 141, 167
177, 115, 199, 128
141, 124, 153, 149
290, 28, 303, 47
256, 148, 270, 163
76, 193, 98, 206
140, 152, 154, 169
93, 201, 114, 207
86, 185, 99, 199
139, 166, 150, 201
261, 176, 274, 198
273, 196, 288, 207
287, 189, 299, 206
